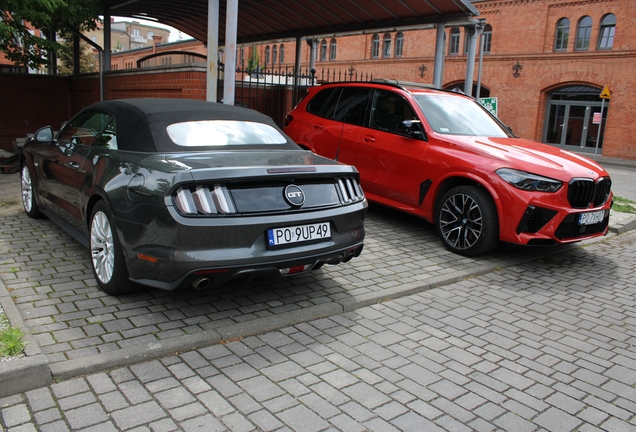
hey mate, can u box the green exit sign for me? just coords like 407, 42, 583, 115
479, 97, 498, 117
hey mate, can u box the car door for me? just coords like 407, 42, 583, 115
308, 87, 371, 163
355, 89, 428, 207
37, 111, 115, 229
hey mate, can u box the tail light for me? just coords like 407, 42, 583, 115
284, 114, 293, 127
174, 185, 236, 215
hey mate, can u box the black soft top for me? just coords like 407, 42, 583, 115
84, 98, 298, 152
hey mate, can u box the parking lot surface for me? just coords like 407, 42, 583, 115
1, 155, 636, 431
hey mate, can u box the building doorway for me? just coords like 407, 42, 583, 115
543, 85, 608, 154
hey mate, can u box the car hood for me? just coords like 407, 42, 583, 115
443, 135, 609, 181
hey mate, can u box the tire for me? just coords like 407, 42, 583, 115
89, 200, 137, 295
436, 185, 499, 257
21, 164, 43, 218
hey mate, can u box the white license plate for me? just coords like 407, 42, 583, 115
578, 210, 605, 226
267, 222, 331, 247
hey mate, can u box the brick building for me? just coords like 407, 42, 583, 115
111, 0, 634, 159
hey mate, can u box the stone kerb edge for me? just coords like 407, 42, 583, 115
0, 277, 52, 397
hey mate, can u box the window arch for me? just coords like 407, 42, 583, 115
272, 45, 277, 64
265, 45, 270, 66
449, 28, 460, 55
330, 38, 337, 61
395, 32, 404, 57
482, 24, 492, 54
598, 14, 616, 49
371, 34, 380, 58
554, 18, 570, 51
383, 33, 391, 57
320, 39, 327, 61
279, 44, 285, 63
575, 16, 593, 50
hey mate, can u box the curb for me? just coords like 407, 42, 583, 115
0, 278, 52, 397
1, 219, 634, 395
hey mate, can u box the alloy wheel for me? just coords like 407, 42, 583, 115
91, 211, 115, 284
439, 192, 483, 251
21, 166, 33, 213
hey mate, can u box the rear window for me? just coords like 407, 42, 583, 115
167, 120, 287, 146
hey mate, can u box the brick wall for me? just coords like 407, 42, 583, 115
0, 65, 209, 152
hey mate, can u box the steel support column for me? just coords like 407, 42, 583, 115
433, 23, 446, 89
206, 0, 219, 102
103, 10, 111, 72
464, 24, 478, 97
223, 0, 238, 105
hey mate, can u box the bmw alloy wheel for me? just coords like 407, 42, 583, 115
437, 185, 499, 256
439, 192, 483, 251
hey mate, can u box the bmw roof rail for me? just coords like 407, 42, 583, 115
371, 78, 437, 90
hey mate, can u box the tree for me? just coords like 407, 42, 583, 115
0, 0, 100, 69
57, 36, 97, 74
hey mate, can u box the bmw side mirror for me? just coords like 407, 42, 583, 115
35, 126, 54, 142
402, 120, 427, 141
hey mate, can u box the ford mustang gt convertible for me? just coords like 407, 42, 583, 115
21, 98, 366, 295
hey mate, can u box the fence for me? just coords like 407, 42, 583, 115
226, 64, 374, 126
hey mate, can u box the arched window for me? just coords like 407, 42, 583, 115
575, 16, 593, 50
383, 33, 391, 57
371, 34, 380, 58
272, 45, 277, 64
554, 18, 570, 51
482, 24, 492, 54
279, 44, 285, 63
320, 39, 327, 61
330, 38, 337, 61
598, 14, 616, 49
265, 45, 270, 66
395, 32, 404, 57
449, 28, 460, 55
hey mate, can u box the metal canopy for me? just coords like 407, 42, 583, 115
103, 0, 479, 45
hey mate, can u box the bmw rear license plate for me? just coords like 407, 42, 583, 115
578, 210, 605, 226
268, 222, 331, 247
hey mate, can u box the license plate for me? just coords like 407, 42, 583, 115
578, 210, 605, 226
267, 222, 331, 247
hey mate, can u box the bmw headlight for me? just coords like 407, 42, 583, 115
496, 168, 563, 192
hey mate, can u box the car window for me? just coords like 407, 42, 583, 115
414, 94, 509, 137
167, 120, 288, 146
58, 111, 118, 149
307, 88, 338, 117
333, 87, 371, 126
369, 90, 417, 134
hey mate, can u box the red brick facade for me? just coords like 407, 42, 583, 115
1, 0, 634, 159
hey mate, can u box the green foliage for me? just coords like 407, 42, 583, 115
613, 196, 636, 214
0, 326, 27, 357
0, 0, 100, 69
57, 35, 97, 74
246, 47, 260, 74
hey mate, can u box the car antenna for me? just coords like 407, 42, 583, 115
334, 108, 347, 161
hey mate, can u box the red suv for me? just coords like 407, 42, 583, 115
284, 80, 613, 256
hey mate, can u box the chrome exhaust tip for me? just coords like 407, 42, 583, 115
191, 277, 211, 290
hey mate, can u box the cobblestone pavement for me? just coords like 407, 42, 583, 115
0, 171, 572, 379
1, 228, 635, 431
1, 157, 636, 431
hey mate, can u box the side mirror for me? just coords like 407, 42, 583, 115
35, 126, 54, 142
402, 119, 427, 141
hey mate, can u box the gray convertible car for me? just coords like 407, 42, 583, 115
20, 98, 366, 295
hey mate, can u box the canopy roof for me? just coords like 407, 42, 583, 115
104, 0, 479, 44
